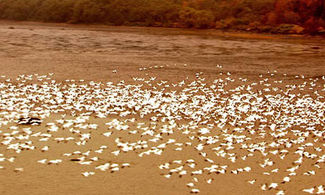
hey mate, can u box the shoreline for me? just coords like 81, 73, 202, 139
0, 20, 324, 42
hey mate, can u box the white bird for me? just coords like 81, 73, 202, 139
41, 146, 49, 152
96, 163, 110, 171
112, 150, 120, 156
187, 183, 195, 187
303, 188, 314, 194
283, 176, 290, 183
269, 183, 278, 189
317, 185, 325, 194
276, 190, 285, 195
37, 159, 47, 164
14, 168, 24, 172
82, 172, 95, 177
190, 189, 200, 193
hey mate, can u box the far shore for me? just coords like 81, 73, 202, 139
0, 20, 324, 42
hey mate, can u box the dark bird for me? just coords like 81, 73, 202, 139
18, 117, 42, 125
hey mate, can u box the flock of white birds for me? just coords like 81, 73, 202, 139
0, 65, 325, 194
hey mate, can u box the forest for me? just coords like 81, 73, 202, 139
0, 0, 324, 34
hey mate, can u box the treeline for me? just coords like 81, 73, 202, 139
0, 0, 324, 34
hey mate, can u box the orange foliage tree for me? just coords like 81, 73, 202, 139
268, 0, 325, 33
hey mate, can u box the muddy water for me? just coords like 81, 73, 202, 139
0, 21, 324, 83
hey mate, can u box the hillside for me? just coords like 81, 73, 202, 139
0, 0, 324, 34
